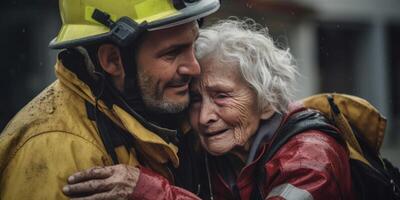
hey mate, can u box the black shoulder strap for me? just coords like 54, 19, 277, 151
260, 110, 339, 165
86, 101, 138, 165
253, 109, 340, 199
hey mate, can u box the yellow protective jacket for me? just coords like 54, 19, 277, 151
0, 53, 181, 199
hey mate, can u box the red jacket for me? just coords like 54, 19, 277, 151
209, 107, 355, 200
131, 167, 201, 200
131, 109, 355, 200
209, 130, 355, 200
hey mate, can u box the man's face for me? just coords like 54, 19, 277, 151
136, 22, 200, 114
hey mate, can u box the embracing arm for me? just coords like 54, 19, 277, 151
63, 165, 201, 200
132, 167, 202, 200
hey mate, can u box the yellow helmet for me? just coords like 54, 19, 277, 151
49, 0, 220, 49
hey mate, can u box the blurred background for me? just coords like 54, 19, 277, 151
1, 0, 399, 165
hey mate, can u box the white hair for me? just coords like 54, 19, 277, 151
195, 18, 298, 113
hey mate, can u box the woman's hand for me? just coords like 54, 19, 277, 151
63, 164, 140, 200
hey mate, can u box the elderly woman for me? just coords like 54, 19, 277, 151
188, 19, 355, 200
63, 19, 354, 200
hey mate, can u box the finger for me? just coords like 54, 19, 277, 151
68, 166, 113, 184
70, 191, 121, 200
63, 179, 112, 196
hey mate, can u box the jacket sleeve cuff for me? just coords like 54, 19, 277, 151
131, 166, 172, 199
131, 166, 201, 200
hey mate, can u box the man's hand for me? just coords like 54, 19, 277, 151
63, 164, 140, 200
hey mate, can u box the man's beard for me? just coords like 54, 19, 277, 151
137, 74, 190, 114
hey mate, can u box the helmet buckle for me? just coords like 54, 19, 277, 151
92, 9, 147, 47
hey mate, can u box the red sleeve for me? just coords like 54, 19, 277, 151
131, 167, 201, 200
263, 131, 355, 200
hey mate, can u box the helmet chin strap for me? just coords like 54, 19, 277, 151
119, 44, 146, 114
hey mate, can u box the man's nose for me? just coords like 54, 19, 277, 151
177, 48, 201, 76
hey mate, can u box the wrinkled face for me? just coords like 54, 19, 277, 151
189, 58, 263, 155
136, 22, 200, 114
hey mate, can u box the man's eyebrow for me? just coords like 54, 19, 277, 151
156, 43, 192, 55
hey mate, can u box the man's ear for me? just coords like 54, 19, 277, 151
97, 44, 125, 91
98, 44, 124, 76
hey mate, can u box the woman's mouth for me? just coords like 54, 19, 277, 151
203, 129, 229, 138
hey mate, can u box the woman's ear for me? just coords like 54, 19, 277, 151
260, 107, 275, 120
97, 44, 125, 91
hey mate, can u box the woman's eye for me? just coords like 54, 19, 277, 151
213, 92, 231, 105
215, 93, 229, 99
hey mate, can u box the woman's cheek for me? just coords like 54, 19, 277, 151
233, 128, 248, 145
231, 109, 255, 145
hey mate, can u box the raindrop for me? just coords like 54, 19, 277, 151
45, 106, 55, 114
246, 2, 253, 8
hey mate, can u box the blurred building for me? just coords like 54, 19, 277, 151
210, 0, 400, 163
1, 0, 399, 163
0, 0, 60, 129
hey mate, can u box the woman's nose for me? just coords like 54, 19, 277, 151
199, 100, 218, 126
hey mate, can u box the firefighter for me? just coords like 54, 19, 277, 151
0, 0, 219, 199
